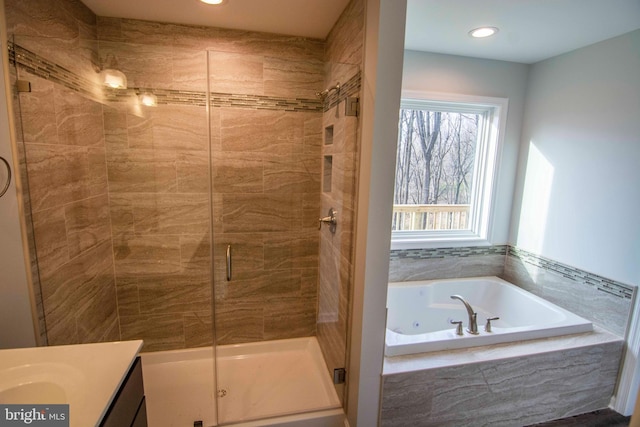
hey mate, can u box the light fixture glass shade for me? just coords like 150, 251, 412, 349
100, 69, 127, 89
469, 27, 499, 38
139, 92, 158, 107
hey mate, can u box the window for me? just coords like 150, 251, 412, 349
391, 92, 508, 248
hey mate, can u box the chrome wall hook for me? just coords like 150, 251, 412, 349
319, 208, 337, 233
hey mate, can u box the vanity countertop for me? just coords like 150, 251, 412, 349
0, 340, 143, 427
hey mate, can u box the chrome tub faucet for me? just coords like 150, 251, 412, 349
450, 295, 479, 335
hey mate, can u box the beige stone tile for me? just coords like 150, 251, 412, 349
119, 18, 174, 46
5, 0, 79, 40
31, 206, 69, 281
126, 112, 154, 148
221, 193, 302, 233
41, 241, 115, 345
76, 281, 119, 343
214, 302, 263, 345
263, 57, 324, 99
107, 148, 178, 193
138, 275, 211, 315
223, 269, 301, 301
212, 152, 263, 193
113, 233, 181, 277
99, 41, 174, 89
303, 113, 323, 154
56, 75, 103, 136
264, 153, 321, 194
302, 193, 322, 230
172, 48, 207, 91
181, 234, 212, 276
64, 194, 112, 259
108, 194, 135, 233
96, 16, 122, 42
15, 72, 58, 144
324, 0, 364, 65
263, 230, 319, 270
25, 143, 105, 212
119, 313, 185, 352
99, 317, 121, 343
177, 151, 209, 193
208, 51, 264, 95
132, 193, 209, 235
264, 296, 316, 340
102, 106, 129, 150
150, 105, 208, 152
220, 109, 304, 154
115, 278, 140, 316
184, 312, 213, 348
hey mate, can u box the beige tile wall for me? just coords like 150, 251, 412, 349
7, 0, 364, 355
316, 0, 365, 401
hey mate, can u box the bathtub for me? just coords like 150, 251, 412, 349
385, 276, 593, 356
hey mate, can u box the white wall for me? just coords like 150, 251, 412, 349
402, 51, 529, 245
511, 29, 640, 287
0, 0, 37, 349
348, 0, 406, 425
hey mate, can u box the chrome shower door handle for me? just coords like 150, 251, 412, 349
0, 156, 11, 198
226, 244, 232, 281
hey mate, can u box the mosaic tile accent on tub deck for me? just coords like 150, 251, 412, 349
8, 42, 336, 113
508, 246, 634, 300
389, 245, 508, 260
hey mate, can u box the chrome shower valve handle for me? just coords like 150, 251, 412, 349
318, 207, 338, 232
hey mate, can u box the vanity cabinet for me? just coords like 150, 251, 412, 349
100, 357, 147, 427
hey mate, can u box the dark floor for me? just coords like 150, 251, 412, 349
526, 409, 630, 427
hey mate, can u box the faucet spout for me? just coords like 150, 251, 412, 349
450, 295, 479, 335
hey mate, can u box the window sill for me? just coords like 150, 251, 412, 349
390, 234, 493, 250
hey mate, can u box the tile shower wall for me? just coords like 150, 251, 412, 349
98, 17, 327, 349
316, 0, 364, 392
6, 0, 335, 350
6, 0, 118, 346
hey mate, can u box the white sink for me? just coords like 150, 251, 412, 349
0, 381, 67, 404
0, 341, 142, 426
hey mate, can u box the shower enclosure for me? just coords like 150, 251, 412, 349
6, 10, 361, 424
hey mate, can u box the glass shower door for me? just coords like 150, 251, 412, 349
208, 49, 357, 424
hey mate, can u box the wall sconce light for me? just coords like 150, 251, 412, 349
100, 54, 127, 89
139, 92, 158, 107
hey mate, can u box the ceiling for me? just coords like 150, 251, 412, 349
81, 0, 640, 64
405, 0, 640, 64
80, 0, 351, 40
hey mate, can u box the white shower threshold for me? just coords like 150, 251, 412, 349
141, 337, 345, 427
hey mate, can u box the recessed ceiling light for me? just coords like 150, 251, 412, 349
469, 27, 499, 38
200, 0, 227, 4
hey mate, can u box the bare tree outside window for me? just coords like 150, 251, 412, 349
393, 108, 480, 231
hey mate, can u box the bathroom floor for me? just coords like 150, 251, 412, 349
527, 409, 630, 426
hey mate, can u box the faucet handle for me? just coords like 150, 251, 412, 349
485, 317, 500, 333
450, 319, 463, 336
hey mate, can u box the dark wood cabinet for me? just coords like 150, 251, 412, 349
100, 357, 147, 427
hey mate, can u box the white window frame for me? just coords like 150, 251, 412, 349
391, 91, 509, 250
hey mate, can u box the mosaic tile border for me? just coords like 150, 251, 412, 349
508, 246, 635, 300
389, 245, 508, 260
8, 42, 351, 113
389, 244, 635, 300
9, 41, 100, 100
323, 71, 361, 112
